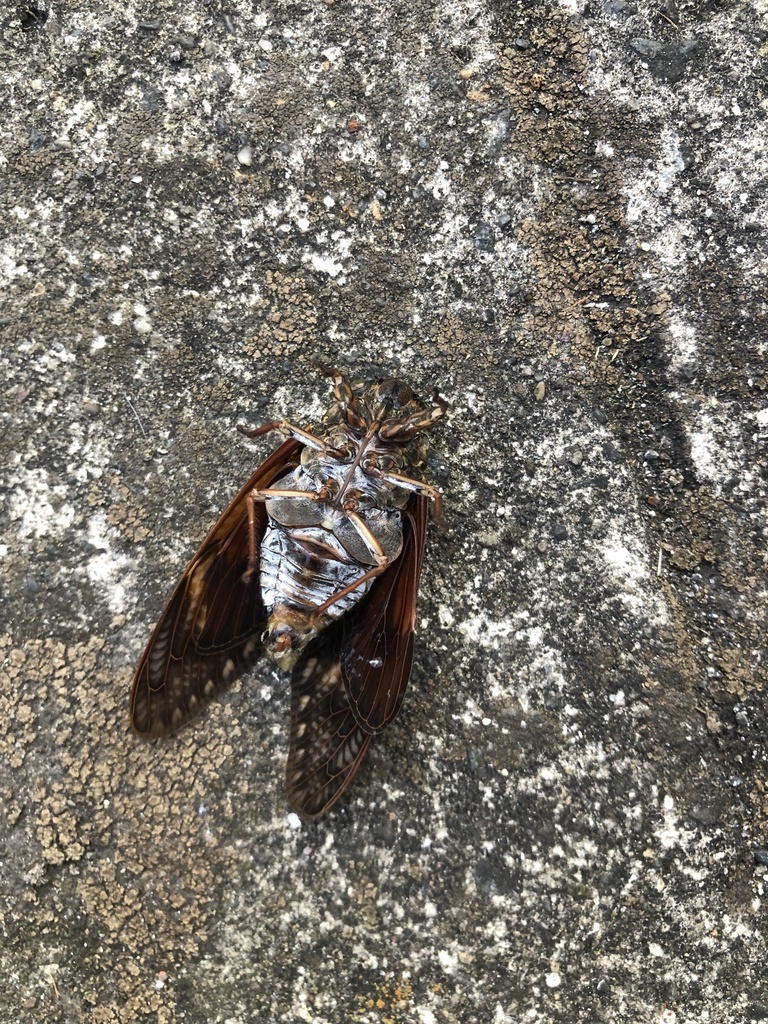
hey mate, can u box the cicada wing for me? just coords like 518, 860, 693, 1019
285, 496, 429, 817
286, 622, 373, 818
130, 438, 302, 737
341, 494, 429, 733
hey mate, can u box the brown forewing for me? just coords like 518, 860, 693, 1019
340, 494, 429, 732
285, 495, 428, 817
130, 438, 302, 737
286, 621, 373, 818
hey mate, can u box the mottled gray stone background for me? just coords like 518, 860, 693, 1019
1, 0, 766, 1021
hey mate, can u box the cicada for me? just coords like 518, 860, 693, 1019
130, 371, 447, 818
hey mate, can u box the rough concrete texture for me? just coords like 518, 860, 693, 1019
1, 0, 766, 1021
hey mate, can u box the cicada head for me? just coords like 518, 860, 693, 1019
328, 373, 445, 438
313, 370, 447, 482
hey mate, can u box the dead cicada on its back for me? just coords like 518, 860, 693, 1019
130, 371, 447, 818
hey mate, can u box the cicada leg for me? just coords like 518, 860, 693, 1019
366, 468, 444, 524
238, 419, 340, 455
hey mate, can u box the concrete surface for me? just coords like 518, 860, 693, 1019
1, 0, 767, 1021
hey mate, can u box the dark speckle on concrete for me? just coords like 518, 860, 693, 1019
2, 0, 766, 1021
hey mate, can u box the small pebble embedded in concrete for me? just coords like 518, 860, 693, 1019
133, 316, 152, 335
473, 222, 494, 252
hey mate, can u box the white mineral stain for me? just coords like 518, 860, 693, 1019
304, 252, 344, 277
656, 794, 695, 852
601, 528, 668, 624
9, 468, 75, 539
457, 613, 515, 647
688, 404, 743, 488
85, 513, 128, 613
666, 314, 698, 371
438, 949, 458, 972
